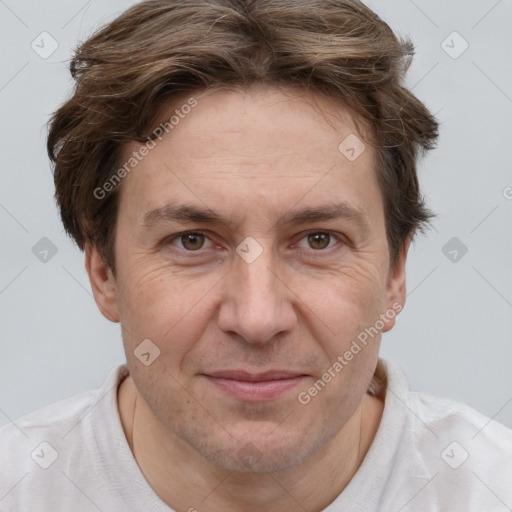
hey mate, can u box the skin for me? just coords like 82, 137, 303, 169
86, 84, 410, 512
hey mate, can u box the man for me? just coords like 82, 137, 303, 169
1, 0, 511, 510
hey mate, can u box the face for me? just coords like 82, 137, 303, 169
91, 85, 407, 473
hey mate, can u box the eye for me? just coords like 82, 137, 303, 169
165, 230, 343, 254
296, 231, 340, 251
168, 231, 213, 251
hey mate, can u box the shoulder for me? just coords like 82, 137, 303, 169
381, 358, 512, 510
0, 365, 128, 510
0, 363, 128, 443
406, 385, 512, 459
0, 385, 101, 460
381, 357, 512, 451
411, 391, 512, 510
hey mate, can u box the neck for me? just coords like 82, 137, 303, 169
118, 375, 383, 512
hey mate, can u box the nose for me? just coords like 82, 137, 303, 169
217, 245, 297, 344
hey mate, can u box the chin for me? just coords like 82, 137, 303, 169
188, 425, 327, 474
207, 445, 310, 474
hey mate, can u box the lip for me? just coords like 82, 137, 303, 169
201, 370, 308, 402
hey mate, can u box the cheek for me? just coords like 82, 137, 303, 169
291, 254, 388, 364
301, 257, 387, 320
115, 260, 222, 361
298, 340, 379, 430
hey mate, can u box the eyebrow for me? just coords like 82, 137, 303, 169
142, 202, 371, 234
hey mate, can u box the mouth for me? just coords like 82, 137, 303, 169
200, 370, 308, 402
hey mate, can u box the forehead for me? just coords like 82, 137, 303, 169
117, 85, 383, 227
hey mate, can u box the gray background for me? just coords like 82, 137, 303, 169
0, 0, 511, 429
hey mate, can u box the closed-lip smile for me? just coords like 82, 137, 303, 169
201, 369, 308, 401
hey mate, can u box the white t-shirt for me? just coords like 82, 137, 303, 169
1, 358, 511, 511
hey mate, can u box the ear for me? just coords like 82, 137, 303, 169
85, 243, 120, 323
381, 235, 411, 333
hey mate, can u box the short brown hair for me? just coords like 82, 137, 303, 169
47, 0, 438, 275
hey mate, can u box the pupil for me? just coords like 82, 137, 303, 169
183, 233, 203, 250
309, 233, 329, 249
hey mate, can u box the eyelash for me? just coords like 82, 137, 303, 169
165, 230, 346, 255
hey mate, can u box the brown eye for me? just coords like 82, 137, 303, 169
178, 232, 207, 251
295, 231, 342, 252
307, 232, 332, 250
